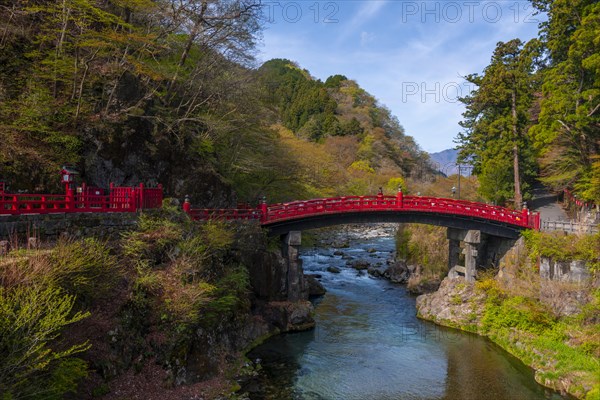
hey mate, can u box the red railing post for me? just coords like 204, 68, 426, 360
522, 202, 529, 227
260, 196, 268, 223
65, 185, 74, 210
109, 183, 114, 209
396, 187, 403, 208
183, 195, 191, 213
81, 182, 87, 210
138, 183, 144, 210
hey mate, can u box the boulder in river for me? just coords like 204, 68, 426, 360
351, 260, 370, 270
327, 266, 341, 274
333, 250, 344, 256
305, 274, 326, 296
368, 265, 386, 278
383, 261, 410, 283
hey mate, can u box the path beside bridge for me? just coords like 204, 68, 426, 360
529, 184, 568, 222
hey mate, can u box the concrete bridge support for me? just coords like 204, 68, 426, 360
282, 231, 308, 301
447, 228, 517, 282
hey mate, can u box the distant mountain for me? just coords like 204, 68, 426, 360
429, 149, 459, 175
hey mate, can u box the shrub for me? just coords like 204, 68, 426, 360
122, 213, 184, 268
49, 238, 118, 302
0, 286, 90, 398
523, 231, 600, 273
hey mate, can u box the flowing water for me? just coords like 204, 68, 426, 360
246, 228, 567, 400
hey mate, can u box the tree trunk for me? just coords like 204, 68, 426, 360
512, 88, 522, 208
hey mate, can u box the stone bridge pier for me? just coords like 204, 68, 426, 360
447, 228, 516, 282
281, 231, 307, 301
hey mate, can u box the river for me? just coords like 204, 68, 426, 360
246, 226, 567, 400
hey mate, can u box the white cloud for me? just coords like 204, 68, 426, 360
360, 31, 376, 46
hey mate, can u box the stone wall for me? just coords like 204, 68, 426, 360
540, 258, 591, 283
0, 212, 140, 241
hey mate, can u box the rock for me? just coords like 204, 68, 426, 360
368, 266, 386, 278
333, 241, 350, 248
327, 266, 341, 274
415, 276, 485, 325
383, 261, 410, 283
263, 301, 315, 332
305, 275, 326, 297
351, 260, 370, 270
407, 278, 441, 295
367, 248, 377, 253
333, 250, 344, 256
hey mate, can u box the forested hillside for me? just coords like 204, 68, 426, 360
0, 1, 427, 206
457, 0, 599, 206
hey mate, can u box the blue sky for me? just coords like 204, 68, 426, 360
257, 0, 545, 153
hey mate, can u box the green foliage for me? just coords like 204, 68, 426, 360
386, 177, 406, 194
529, 1, 600, 200
122, 213, 184, 268
395, 224, 448, 278
200, 266, 250, 327
481, 295, 555, 335
324, 74, 348, 88
523, 230, 600, 272
457, 39, 540, 206
49, 238, 118, 302
0, 286, 90, 398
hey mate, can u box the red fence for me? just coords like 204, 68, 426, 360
0, 183, 163, 215
564, 189, 596, 209
186, 194, 541, 230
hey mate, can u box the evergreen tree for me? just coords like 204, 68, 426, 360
529, 0, 599, 201
457, 39, 540, 206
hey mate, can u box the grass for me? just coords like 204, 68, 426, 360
471, 272, 600, 399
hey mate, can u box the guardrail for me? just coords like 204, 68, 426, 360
541, 220, 599, 234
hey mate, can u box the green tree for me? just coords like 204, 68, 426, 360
457, 39, 540, 206
529, 0, 599, 200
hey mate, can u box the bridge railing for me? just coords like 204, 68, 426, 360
0, 183, 163, 215
187, 194, 540, 230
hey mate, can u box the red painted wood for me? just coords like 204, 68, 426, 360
187, 195, 539, 230
0, 184, 163, 215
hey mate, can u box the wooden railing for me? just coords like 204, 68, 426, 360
0, 183, 163, 215
186, 194, 541, 230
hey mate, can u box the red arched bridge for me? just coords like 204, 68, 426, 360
184, 191, 540, 239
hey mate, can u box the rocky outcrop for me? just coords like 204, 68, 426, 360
259, 301, 315, 332
415, 277, 485, 327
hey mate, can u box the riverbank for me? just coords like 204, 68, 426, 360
416, 239, 600, 400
